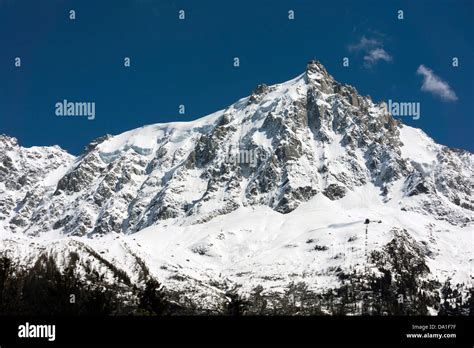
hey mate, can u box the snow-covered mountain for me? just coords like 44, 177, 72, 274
1, 60, 472, 314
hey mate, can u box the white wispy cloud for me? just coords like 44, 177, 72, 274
347, 36, 381, 52
416, 65, 458, 102
348, 35, 392, 68
363, 48, 392, 67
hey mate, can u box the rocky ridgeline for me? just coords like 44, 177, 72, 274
0, 135, 75, 234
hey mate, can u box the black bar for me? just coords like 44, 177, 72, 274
0, 316, 472, 346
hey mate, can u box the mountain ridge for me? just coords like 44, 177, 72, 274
0, 60, 472, 314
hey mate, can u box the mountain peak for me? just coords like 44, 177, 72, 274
306, 59, 325, 71
1, 61, 472, 312
0, 134, 18, 148
306, 59, 331, 78
304, 59, 336, 95
1, 61, 472, 238
1, 58, 472, 317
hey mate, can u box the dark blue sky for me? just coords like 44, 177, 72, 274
1, 0, 472, 154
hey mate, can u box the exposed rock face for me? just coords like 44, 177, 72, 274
1, 60, 472, 237
0, 135, 75, 234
